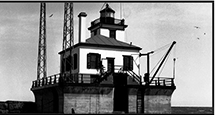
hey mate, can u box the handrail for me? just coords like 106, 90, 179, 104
114, 65, 124, 73
94, 71, 112, 84
127, 70, 140, 84
91, 18, 125, 26
32, 73, 175, 88
148, 77, 174, 86
32, 73, 61, 88
32, 73, 99, 88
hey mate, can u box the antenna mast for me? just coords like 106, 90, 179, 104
37, 2, 47, 79
63, 2, 74, 50
62, 2, 74, 77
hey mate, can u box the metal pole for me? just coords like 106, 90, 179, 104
139, 51, 154, 84
147, 54, 150, 75
146, 53, 150, 84
173, 58, 176, 79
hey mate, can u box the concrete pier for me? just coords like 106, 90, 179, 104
31, 73, 175, 114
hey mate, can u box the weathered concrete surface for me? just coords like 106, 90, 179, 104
145, 87, 175, 96
32, 87, 63, 113
32, 77, 175, 114
99, 91, 114, 113
144, 95, 172, 114
64, 87, 114, 114
63, 85, 174, 114
34, 89, 54, 113
135, 86, 175, 114
128, 95, 137, 113
128, 88, 138, 113
64, 85, 113, 94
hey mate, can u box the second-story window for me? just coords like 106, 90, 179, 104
87, 53, 101, 69
123, 55, 133, 71
110, 30, 116, 39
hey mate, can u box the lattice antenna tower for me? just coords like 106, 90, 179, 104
37, 2, 47, 79
62, 2, 74, 74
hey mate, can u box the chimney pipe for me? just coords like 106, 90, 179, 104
78, 12, 87, 43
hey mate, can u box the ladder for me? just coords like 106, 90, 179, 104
96, 88, 100, 113
136, 90, 142, 113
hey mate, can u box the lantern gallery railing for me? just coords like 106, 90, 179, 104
91, 18, 125, 26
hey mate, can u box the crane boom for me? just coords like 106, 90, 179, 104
148, 41, 176, 85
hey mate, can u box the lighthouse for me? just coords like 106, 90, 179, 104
31, 3, 176, 114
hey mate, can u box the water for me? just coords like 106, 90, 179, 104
171, 107, 213, 114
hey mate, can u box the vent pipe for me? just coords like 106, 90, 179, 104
78, 12, 87, 43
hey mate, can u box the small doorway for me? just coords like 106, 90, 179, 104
106, 58, 114, 73
113, 73, 128, 113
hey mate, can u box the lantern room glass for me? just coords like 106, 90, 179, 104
101, 12, 114, 18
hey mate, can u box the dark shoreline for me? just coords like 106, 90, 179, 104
171, 107, 213, 114
0, 102, 213, 114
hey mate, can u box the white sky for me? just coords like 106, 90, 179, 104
0, 2, 212, 107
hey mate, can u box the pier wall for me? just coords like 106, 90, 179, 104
34, 89, 55, 113
128, 88, 138, 113
128, 95, 137, 113
32, 87, 63, 113
32, 84, 175, 114
63, 86, 114, 114
144, 95, 171, 114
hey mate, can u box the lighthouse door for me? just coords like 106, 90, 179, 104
107, 58, 114, 73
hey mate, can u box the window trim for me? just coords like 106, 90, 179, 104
123, 55, 133, 71
87, 53, 101, 69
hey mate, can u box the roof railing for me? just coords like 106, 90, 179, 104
148, 77, 175, 86
31, 73, 175, 89
32, 73, 60, 88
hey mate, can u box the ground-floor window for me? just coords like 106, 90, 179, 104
87, 53, 101, 69
123, 55, 133, 71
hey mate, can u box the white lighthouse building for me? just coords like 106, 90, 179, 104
59, 4, 141, 84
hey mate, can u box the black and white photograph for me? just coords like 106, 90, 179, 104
0, 1, 213, 114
